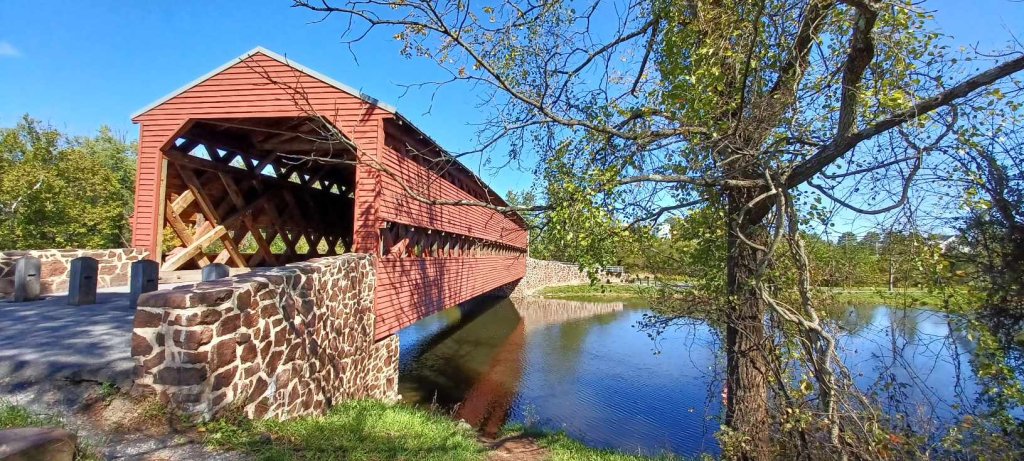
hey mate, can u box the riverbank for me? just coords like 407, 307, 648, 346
538, 283, 656, 303
2, 396, 684, 460
541, 283, 975, 310
202, 399, 685, 460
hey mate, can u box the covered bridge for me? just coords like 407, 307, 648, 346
130, 47, 528, 339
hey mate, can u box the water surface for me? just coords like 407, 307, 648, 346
398, 297, 993, 457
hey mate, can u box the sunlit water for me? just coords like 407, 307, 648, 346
397, 296, 994, 457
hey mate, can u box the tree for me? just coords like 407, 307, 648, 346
860, 231, 881, 254
943, 105, 1024, 312
0, 116, 136, 249
294, 0, 1024, 457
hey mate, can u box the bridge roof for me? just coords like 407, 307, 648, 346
132, 46, 524, 226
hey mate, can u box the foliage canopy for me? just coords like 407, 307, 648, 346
0, 116, 136, 250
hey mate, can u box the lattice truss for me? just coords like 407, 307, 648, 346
380, 222, 525, 258
160, 117, 356, 271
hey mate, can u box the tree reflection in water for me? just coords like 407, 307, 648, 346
397, 298, 1010, 457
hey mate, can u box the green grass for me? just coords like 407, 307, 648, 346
202, 400, 486, 461
535, 432, 684, 461
203, 400, 701, 461
541, 283, 979, 311
539, 283, 656, 302
0, 400, 101, 461
0, 400, 62, 429
821, 287, 978, 309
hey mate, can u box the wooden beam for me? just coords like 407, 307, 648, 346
213, 249, 231, 265
162, 225, 228, 272
176, 164, 249, 269
171, 190, 195, 215
220, 173, 276, 266
161, 189, 278, 271
165, 198, 211, 268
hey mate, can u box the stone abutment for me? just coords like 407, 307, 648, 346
131, 254, 398, 420
499, 258, 592, 298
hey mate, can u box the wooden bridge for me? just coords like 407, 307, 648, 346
130, 47, 528, 340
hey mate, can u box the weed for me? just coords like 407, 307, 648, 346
98, 382, 119, 401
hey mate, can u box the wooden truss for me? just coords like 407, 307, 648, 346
160, 118, 356, 271
379, 222, 524, 259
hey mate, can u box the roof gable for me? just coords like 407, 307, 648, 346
131, 46, 395, 120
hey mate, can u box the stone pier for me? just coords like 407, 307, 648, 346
131, 254, 398, 420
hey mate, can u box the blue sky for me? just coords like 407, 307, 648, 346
0, 0, 1021, 200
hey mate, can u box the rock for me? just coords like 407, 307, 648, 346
0, 427, 77, 461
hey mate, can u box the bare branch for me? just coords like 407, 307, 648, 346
788, 54, 1024, 188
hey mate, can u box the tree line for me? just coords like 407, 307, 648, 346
0, 116, 136, 250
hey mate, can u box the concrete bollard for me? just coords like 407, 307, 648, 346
129, 260, 159, 309
201, 263, 230, 282
13, 256, 41, 302
68, 257, 99, 306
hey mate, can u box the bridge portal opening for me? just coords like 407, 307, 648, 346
158, 116, 356, 272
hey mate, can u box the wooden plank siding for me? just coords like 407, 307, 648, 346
131, 48, 527, 341
373, 255, 526, 338
375, 140, 528, 249
132, 53, 386, 257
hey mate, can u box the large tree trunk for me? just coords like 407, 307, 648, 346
724, 193, 773, 460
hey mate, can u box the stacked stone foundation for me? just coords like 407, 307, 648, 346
131, 254, 399, 420
504, 258, 593, 298
0, 248, 149, 298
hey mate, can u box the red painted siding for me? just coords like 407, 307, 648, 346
132, 49, 527, 341
373, 255, 526, 339
133, 53, 387, 257
375, 141, 528, 249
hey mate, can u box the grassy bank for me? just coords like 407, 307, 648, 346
203, 400, 482, 461
539, 283, 656, 303
0, 400, 99, 460
202, 400, 684, 461
541, 282, 975, 310
820, 287, 977, 309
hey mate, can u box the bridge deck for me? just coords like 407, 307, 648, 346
130, 47, 527, 338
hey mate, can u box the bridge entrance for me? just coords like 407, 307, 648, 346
131, 46, 528, 339
158, 116, 356, 272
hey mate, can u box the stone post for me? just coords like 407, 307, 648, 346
68, 257, 99, 306
201, 263, 230, 281
129, 260, 159, 309
13, 256, 41, 302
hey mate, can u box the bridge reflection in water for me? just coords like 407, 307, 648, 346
397, 297, 624, 436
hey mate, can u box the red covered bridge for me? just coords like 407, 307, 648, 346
131, 47, 527, 340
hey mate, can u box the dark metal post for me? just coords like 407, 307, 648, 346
68, 257, 99, 306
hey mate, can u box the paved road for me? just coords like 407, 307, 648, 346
0, 288, 139, 388
0, 286, 247, 460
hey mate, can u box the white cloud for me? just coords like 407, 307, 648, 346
0, 41, 20, 58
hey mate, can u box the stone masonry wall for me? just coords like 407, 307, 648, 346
131, 254, 399, 420
506, 258, 592, 298
0, 248, 149, 298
